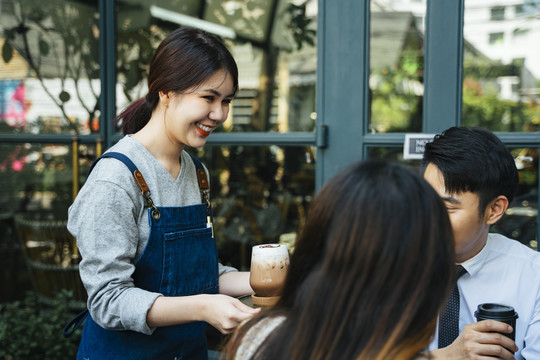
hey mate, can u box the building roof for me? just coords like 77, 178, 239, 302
370, 11, 421, 71
0, 39, 29, 80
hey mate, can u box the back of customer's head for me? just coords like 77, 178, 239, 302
228, 159, 455, 360
422, 126, 519, 214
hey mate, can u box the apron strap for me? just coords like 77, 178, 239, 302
63, 308, 89, 338
88, 152, 211, 217
189, 154, 210, 206
90, 152, 161, 220
88, 151, 137, 175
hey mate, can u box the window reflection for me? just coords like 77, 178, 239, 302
191, 145, 315, 270
204, 0, 274, 43
0, 142, 97, 220
490, 6, 506, 21
368, 146, 538, 251
463, 1, 540, 132
0, 1, 100, 135
367, 1, 540, 133
367, 146, 421, 169
369, 2, 425, 133
0, 141, 97, 303
115, 0, 317, 134
0, 141, 94, 306
492, 148, 538, 251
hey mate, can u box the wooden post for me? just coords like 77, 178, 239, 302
71, 136, 79, 202
96, 135, 103, 157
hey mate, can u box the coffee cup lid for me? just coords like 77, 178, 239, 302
475, 303, 518, 320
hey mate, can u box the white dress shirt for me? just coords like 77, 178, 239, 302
428, 233, 540, 359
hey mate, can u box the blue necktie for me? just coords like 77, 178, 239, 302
438, 265, 467, 348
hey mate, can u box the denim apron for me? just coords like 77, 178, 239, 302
64, 152, 218, 360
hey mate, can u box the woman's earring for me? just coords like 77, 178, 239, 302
163, 101, 168, 106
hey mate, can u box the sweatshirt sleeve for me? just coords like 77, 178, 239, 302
67, 162, 161, 335
218, 262, 238, 275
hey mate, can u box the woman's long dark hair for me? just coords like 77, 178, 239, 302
115, 26, 238, 135
226, 160, 455, 360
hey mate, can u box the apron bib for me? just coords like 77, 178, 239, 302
65, 152, 218, 360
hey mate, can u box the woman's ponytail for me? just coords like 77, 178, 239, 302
115, 97, 152, 135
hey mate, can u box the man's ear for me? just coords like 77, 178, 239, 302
485, 195, 509, 225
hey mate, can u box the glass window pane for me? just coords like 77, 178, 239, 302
1, 141, 94, 307
189, 145, 315, 270
463, 1, 540, 132
369, 2, 425, 133
491, 6, 506, 21
115, 5, 168, 134
115, 0, 317, 134
492, 147, 538, 251
0, 1, 100, 135
203, 0, 274, 43
488, 32, 504, 44
0, 142, 98, 219
367, 146, 421, 169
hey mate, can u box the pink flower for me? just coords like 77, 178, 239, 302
12, 160, 24, 172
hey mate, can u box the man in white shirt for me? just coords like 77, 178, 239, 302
422, 126, 540, 360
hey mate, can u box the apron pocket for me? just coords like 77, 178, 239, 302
162, 227, 218, 296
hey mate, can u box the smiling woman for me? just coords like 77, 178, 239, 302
64, 27, 260, 360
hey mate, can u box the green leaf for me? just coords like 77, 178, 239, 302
4, 28, 16, 41
2, 40, 13, 63
39, 38, 50, 56
0, 291, 82, 359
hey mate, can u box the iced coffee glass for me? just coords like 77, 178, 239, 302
250, 244, 290, 306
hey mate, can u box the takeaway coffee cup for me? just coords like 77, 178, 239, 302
474, 303, 518, 341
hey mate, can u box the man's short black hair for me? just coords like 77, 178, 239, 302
422, 126, 519, 214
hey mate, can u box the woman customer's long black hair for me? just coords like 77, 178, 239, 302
226, 159, 455, 360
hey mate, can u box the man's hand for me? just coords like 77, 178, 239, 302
429, 320, 518, 360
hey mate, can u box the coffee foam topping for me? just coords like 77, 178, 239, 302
252, 243, 288, 257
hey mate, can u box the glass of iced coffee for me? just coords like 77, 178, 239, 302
250, 244, 290, 307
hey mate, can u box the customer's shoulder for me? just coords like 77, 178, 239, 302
245, 315, 286, 336
234, 315, 286, 359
